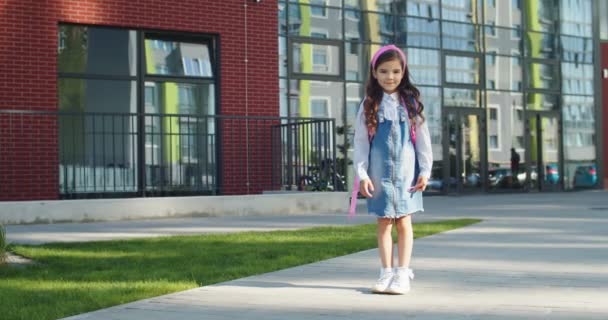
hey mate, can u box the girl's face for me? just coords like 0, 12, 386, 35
372, 58, 404, 94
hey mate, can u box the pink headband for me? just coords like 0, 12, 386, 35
370, 45, 407, 71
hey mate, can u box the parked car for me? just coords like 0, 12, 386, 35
573, 164, 597, 188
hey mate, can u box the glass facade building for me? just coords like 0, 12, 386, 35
279, 0, 602, 193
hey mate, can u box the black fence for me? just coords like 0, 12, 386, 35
0, 110, 338, 198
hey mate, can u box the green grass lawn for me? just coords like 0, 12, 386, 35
1, 219, 480, 320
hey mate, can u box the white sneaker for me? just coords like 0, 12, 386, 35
386, 268, 414, 294
371, 268, 394, 293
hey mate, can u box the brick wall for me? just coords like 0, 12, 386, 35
0, 0, 278, 200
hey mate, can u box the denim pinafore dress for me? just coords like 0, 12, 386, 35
367, 102, 423, 218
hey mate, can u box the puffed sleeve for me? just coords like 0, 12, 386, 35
415, 116, 433, 179
353, 101, 370, 181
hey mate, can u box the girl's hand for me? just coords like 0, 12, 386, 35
413, 176, 428, 191
359, 178, 375, 198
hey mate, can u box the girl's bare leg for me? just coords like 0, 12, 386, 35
377, 218, 394, 268
395, 215, 413, 267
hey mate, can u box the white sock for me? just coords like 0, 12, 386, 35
380, 267, 393, 276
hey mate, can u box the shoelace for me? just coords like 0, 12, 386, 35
376, 272, 393, 285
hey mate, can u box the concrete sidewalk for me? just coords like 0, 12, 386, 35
10, 191, 608, 319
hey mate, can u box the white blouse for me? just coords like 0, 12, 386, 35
353, 92, 433, 181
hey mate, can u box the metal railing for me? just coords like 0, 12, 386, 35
0, 109, 338, 199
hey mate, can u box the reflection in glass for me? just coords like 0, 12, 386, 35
407, 49, 440, 86
400, 17, 440, 48
58, 25, 137, 76
279, 36, 288, 77
442, 22, 481, 52
484, 0, 521, 27
418, 86, 442, 158
404, 0, 439, 18
144, 39, 213, 77
528, 115, 560, 191
484, 27, 521, 55
560, 36, 593, 64
446, 112, 482, 193
357, 11, 394, 43
562, 63, 594, 95
487, 91, 525, 190
441, 0, 482, 24
560, 0, 592, 37
288, 80, 345, 181
562, 95, 596, 189
526, 62, 559, 91
526, 93, 558, 111
485, 55, 522, 91
526, 0, 557, 33
445, 56, 479, 85
58, 79, 138, 193
344, 0, 392, 12
444, 88, 480, 108
292, 42, 341, 76
344, 42, 372, 82
143, 82, 216, 192
524, 31, 557, 59
288, 4, 343, 39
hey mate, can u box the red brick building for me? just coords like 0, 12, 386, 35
0, 0, 280, 200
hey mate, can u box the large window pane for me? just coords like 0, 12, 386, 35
407, 48, 440, 86
524, 31, 557, 60
354, 11, 394, 43
486, 55, 522, 91
344, 0, 392, 12
443, 88, 481, 107
562, 63, 594, 95
279, 36, 288, 77
144, 39, 213, 77
560, 0, 592, 37
292, 42, 341, 76
526, 93, 558, 111
288, 80, 345, 177
562, 95, 596, 189
487, 91, 525, 190
143, 82, 216, 192
445, 55, 479, 85
526, 62, 559, 91
59, 79, 137, 113
406, 0, 439, 18
441, 0, 482, 23
58, 79, 138, 193
485, 27, 521, 55
442, 22, 481, 52
58, 25, 137, 76
344, 42, 372, 82
560, 36, 593, 64
527, 0, 558, 33
400, 16, 440, 48
484, 0, 521, 27
418, 86, 442, 194
288, 4, 343, 39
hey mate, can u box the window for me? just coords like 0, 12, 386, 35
512, 0, 521, 10
489, 135, 499, 149
512, 25, 521, 38
489, 108, 498, 120
487, 80, 495, 89
310, 0, 327, 18
58, 24, 218, 196
310, 99, 330, 117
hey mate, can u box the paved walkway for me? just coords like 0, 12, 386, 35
9, 190, 608, 319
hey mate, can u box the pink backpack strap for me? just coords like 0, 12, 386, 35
348, 131, 374, 218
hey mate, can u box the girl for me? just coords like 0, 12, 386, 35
353, 45, 432, 294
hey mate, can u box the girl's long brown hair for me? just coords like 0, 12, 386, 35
364, 49, 425, 135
